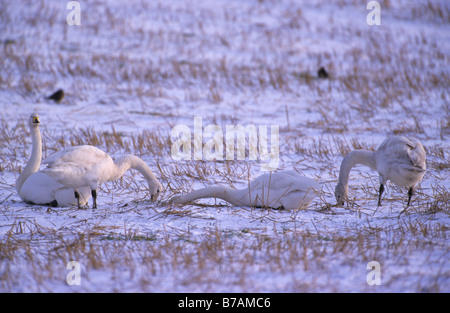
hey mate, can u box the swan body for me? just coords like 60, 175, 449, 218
19, 171, 92, 206
16, 113, 163, 208
172, 171, 320, 210
335, 136, 426, 206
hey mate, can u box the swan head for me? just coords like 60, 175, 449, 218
149, 181, 163, 201
334, 182, 347, 206
29, 113, 40, 127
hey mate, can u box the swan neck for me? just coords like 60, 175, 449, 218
113, 155, 157, 183
338, 150, 376, 188
176, 186, 244, 204
16, 126, 42, 193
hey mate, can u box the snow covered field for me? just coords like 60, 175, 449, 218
0, 0, 449, 292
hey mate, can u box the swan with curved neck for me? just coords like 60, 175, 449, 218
16, 113, 163, 208
335, 136, 426, 207
42, 147, 163, 208
172, 171, 320, 210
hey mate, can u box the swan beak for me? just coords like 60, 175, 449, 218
33, 117, 40, 124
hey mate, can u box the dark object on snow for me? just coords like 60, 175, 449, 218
318, 67, 329, 79
47, 89, 65, 103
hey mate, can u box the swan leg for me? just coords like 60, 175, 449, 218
91, 190, 97, 209
407, 188, 413, 207
377, 184, 384, 206
74, 190, 81, 209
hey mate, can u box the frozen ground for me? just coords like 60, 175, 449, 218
0, 0, 449, 292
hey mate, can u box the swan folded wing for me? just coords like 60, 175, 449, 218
269, 172, 320, 192
269, 179, 319, 210
41, 162, 92, 187
249, 172, 320, 209
43, 145, 109, 166
378, 137, 425, 169
406, 142, 426, 170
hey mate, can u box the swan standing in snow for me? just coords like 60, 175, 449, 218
335, 136, 426, 207
172, 171, 320, 210
41, 146, 163, 209
16, 113, 163, 208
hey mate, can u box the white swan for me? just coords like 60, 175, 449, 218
335, 136, 426, 207
41, 146, 163, 208
16, 113, 163, 208
172, 171, 320, 210
16, 113, 91, 207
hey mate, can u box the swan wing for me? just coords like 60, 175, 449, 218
43, 145, 109, 167
42, 146, 115, 189
42, 162, 91, 180
378, 136, 426, 172
405, 137, 426, 171
252, 171, 320, 192
248, 171, 319, 209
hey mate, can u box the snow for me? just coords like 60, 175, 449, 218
0, 0, 449, 292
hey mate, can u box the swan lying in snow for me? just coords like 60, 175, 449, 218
335, 136, 426, 207
16, 113, 90, 207
172, 171, 320, 210
16, 113, 163, 208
